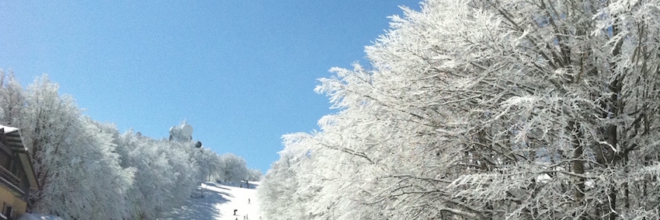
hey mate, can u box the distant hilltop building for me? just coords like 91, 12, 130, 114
169, 122, 193, 143
169, 122, 203, 148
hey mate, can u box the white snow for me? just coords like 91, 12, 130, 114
0, 125, 19, 133
15, 213, 63, 220
162, 181, 262, 220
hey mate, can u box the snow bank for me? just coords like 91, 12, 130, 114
16, 213, 63, 220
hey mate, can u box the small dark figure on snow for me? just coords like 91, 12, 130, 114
248, 198, 251, 204
234, 209, 238, 215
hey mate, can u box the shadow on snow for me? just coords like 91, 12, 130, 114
161, 183, 231, 220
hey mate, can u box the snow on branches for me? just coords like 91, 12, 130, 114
0, 73, 258, 219
259, 0, 660, 219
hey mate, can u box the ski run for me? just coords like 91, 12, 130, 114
163, 182, 262, 220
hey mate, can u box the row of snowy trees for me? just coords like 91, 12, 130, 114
0, 73, 261, 219
259, 0, 660, 219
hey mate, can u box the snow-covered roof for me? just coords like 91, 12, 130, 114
0, 125, 40, 191
1, 125, 26, 152
0, 125, 18, 133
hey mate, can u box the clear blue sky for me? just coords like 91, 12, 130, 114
0, 1, 420, 173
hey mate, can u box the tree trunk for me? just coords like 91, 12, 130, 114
570, 121, 586, 219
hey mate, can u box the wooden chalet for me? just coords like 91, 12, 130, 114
0, 125, 39, 220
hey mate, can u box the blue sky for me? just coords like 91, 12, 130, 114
0, 1, 420, 173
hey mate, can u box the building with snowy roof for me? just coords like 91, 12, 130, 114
0, 125, 39, 220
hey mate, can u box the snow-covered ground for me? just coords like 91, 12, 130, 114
16, 214, 63, 220
162, 182, 262, 220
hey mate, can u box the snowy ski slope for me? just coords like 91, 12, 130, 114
163, 182, 262, 220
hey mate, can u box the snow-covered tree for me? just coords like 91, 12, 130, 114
191, 146, 225, 182
218, 153, 249, 183
0, 71, 26, 127
257, 139, 305, 220
246, 168, 263, 181
1, 73, 257, 219
260, 0, 660, 219
2, 75, 134, 219
112, 129, 201, 219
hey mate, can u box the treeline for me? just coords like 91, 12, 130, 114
0, 73, 261, 219
258, 0, 660, 219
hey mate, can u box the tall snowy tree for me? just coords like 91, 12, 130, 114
1, 75, 134, 219
247, 168, 263, 181
260, 0, 660, 219
218, 153, 249, 183
0, 71, 26, 127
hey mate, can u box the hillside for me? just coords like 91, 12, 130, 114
163, 182, 262, 220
